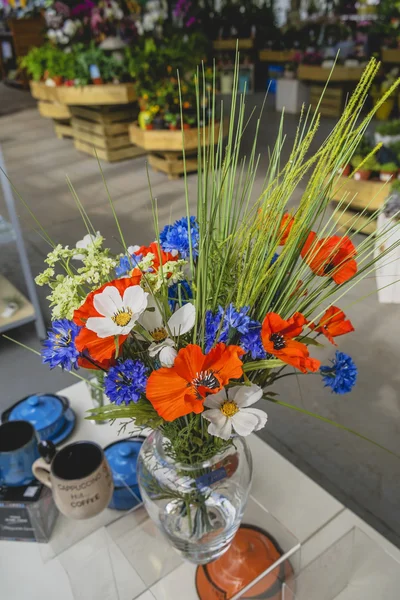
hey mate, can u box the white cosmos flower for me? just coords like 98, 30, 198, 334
202, 385, 267, 441
73, 232, 101, 261
140, 298, 195, 367
86, 285, 148, 338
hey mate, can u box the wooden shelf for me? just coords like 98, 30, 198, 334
38, 100, 71, 120
330, 177, 389, 213
129, 121, 222, 152
334, 209, 376, 235
298, 64, 365, 82
0, 274, 35, 332
381, 48, 400, 64
148, 152, 198, 180
30, 82, 136, 105
213, 39, 254, 51
259, 50, 295, 63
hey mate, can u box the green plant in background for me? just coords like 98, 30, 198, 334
351, 154, 380, 171
19, 46, 48, 81
380, 162, 399, 173
376, 119, 400, 136
354, 134, 373, 158
391, 179, 400, 192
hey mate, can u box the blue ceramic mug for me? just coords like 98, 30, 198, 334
0, 420, 40, 487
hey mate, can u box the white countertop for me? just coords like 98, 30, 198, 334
1, 381, 399, 600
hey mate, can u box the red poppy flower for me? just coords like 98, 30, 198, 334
146, 343, 245, 421
301, 232, 357, 284
73, 274, 142, 363
310, 306, 354, 345
261, 312, 320, 373
279, 213, 295, 245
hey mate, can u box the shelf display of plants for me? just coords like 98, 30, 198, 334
370, 69, 399, 120
21, 42, 132, 87
127, 35, 210, 132
340, 134, 400, 182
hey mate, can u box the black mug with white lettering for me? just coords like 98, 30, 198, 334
32, 441, 113, 520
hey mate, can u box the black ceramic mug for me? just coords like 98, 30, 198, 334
33, 440, 113, 520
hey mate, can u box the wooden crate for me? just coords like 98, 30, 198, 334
54, 123, 73, 140
330, 177, 389, 213
59, 83, 136, 105
381, 48, 400, 64
298, 65, 365, 82
38, 100, 71, 120
334, 209, 376, 235
30, 81, 136, 105
30, 81, 59, 102
74, 140, 146, 163
259, 50, 295, 63
129, 121, 222, 152
310, 86, 342, 117
148, 152, 198, 180
213, 39, 253, 51
70, 104, 144, 162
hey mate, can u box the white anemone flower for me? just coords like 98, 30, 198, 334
73, 232, 101, 260
86, 285, 148, 338
140, 298, 195, 367
202, 385, 267, 440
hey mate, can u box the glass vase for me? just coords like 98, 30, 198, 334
86, 372, 107, 425
137, 430, 253, 565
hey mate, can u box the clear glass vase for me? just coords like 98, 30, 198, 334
137, 430, 253, 565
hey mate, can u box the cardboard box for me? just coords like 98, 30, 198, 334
0, 480, 58, 542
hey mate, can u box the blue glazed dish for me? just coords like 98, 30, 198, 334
104, 437, 144, 511
2, 394, 76, 446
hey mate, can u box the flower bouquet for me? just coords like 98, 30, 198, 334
26, 58, 400, 567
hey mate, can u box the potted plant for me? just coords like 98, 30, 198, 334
351, 155, 379, 180
164, 112, 179, 131
185, 115, 196, 129
380, 162, 399, 182
339, 163, 351, 177
375, 119, 400, 145
144, 114, 154, 130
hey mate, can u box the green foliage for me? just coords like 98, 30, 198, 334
21, 42, 130, 85
380, 162, 398, 173
20, 43, 74, 81
126, 34, 208, 108
391, 179, 400, 192
354, 134, 373, 158
376, 119, 400, 136
162, 415, 232, 465
351, 154, 379, 170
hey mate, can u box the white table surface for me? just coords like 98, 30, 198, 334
1, 381, 399, 600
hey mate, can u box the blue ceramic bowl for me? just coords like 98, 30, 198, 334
104, 437, 144, 511
2, 394, 76, 445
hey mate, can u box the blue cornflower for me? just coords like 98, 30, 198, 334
160, 216, 199, 259
270, 253, 280, 266
41, 319, 81, 371
320, 351, 357, 394
204, 303, 252, 352
205, 310, 221, 352
104, 359, 148, 405
115, 255, 131, 277
239, 321, 267, 359
168, 280, 193, 310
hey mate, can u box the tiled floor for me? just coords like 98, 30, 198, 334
1, 87, 400, 548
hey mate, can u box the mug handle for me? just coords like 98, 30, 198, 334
32, 458, 52, 488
